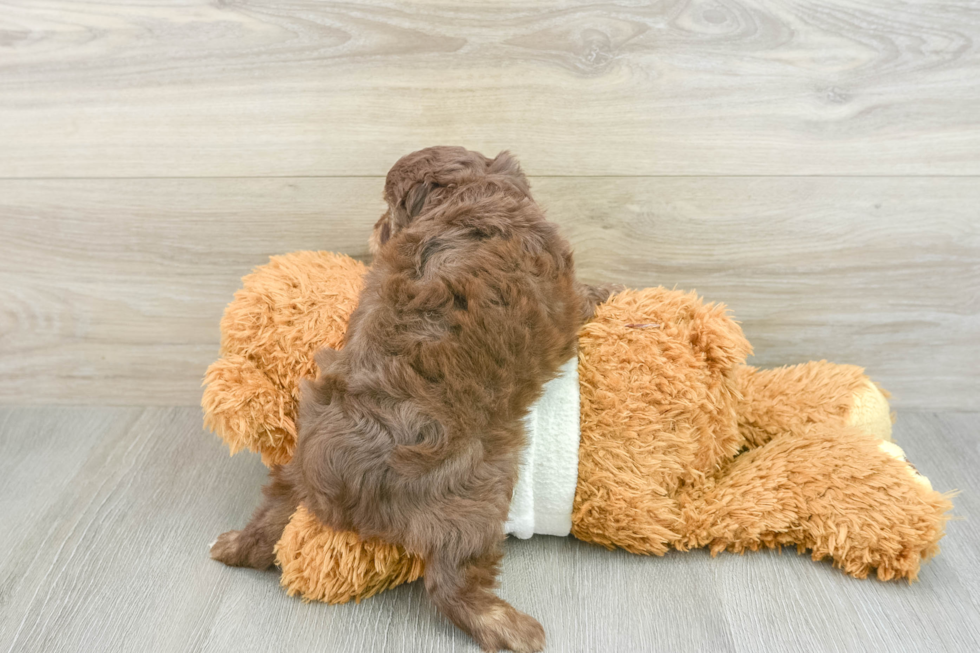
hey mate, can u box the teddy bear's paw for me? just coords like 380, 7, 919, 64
202, 354, 298, 467
848, 379, 893, 441
472, 604, 546, 653
879, 441, 933, 491
210, 529, 276, 569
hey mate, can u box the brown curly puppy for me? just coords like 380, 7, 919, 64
212, 147, 605, 652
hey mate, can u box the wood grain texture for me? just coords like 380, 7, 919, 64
1, 177, 976, 408
0, 407, 977, 652
1, 0, 979, 177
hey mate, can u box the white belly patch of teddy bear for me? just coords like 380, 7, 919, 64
504, 357, 581, 539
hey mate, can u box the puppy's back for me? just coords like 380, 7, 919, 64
348, 179, 583, 438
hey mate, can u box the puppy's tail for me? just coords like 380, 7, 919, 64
577, 282, 620, 322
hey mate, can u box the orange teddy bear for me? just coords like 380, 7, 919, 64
203, 251, 952, 604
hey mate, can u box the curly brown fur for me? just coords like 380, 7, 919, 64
213, 146, 596, 651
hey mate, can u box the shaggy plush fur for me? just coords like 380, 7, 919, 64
210, 147, 603, 652
573, 291, 952, 581
735, 361, 893, 448
202, 252, 367, 466
571, 288, 751, 554
204, 252, 954, 608
204, 252, 953, 608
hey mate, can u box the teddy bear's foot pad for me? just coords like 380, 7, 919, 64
878, 441, 933, 491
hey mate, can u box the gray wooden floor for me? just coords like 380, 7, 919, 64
0, 408, 977, 653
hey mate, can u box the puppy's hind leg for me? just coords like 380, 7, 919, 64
424, 542, 545, 653
211, 464, 299, 569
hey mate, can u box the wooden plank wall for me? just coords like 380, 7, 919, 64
1, 1, 978, 409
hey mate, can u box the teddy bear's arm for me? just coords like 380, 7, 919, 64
735, 361, 892, 448
674, 423, 951, 580
275, 506, 424, 604
202, 353, 299, 466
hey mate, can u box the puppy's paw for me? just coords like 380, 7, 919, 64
475, 605, 546, 653
210, 530, 275, 569
210, 530, 245, 565
502, 611, 546, 653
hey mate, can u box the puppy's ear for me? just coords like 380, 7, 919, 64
405, 181, 433, 220
392, 180, 434, 232
369, 212, 393, 255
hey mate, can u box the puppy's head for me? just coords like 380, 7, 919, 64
369, 146, 529, 255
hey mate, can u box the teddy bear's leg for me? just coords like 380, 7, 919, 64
735, 361, 893, 448
675, 424, 951, 580
211, 464, 299, 569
